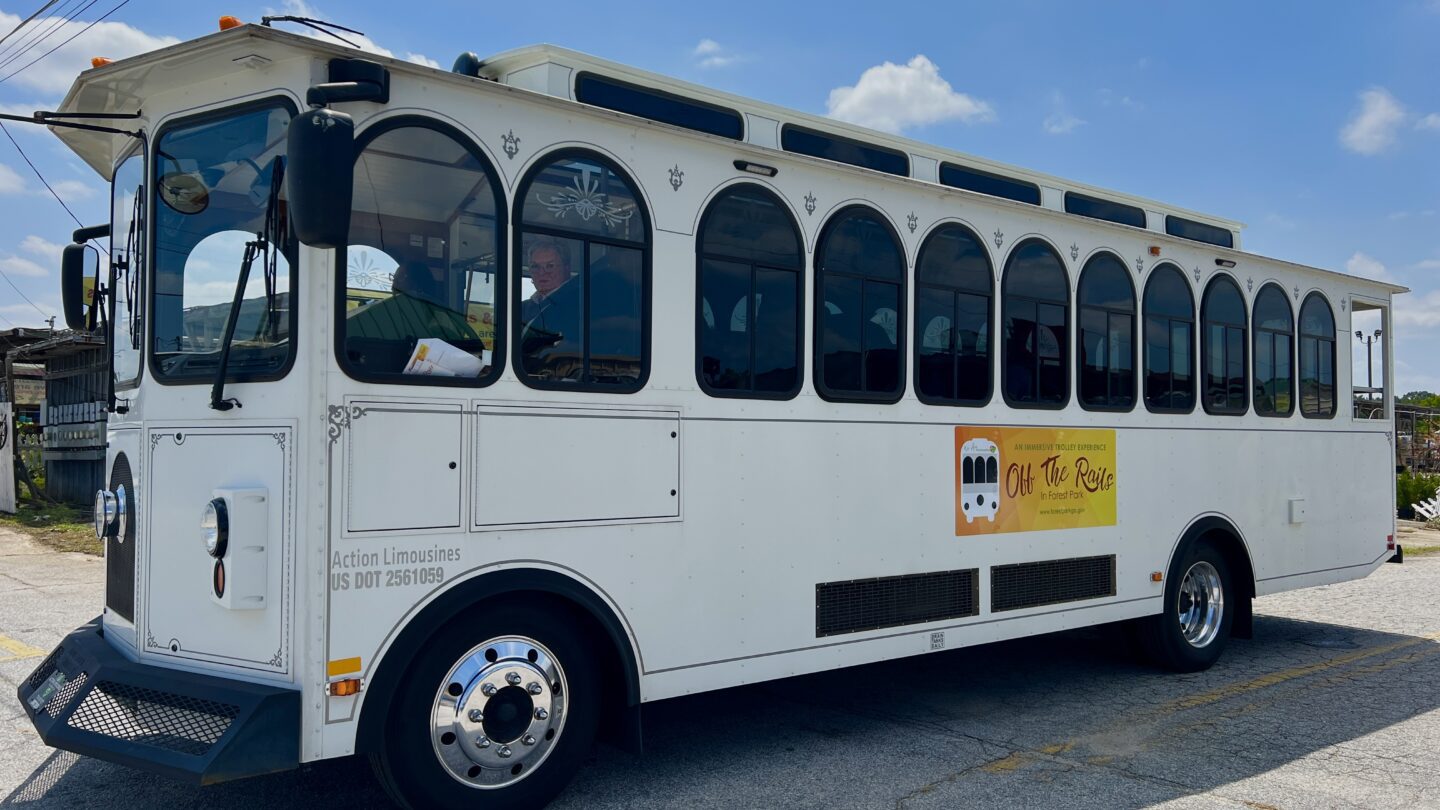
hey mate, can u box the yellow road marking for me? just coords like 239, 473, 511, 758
0, 633, 46, 661
980, 752, 1027, 773
1159, 630, 1440, 715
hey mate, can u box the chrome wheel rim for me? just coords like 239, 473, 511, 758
1177, 561, 1224, 648
430, 636, 568, 790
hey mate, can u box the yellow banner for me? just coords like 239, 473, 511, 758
954, 427, 1116, 536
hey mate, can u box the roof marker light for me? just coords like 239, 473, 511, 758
90, 57, 112, 69
733, 160, 778, 178
219, 16, 243, 30
1215, 258, 1236, 268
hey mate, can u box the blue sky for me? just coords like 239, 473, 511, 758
1, 0, 1436, 393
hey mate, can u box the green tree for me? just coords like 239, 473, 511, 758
1400, 391, 1440, 408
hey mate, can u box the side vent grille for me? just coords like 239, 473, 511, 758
991, 555, 1116, 613
816, 569, 978, 637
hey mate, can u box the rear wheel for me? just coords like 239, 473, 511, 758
1136, 538, 1235, 672
371, 603, 600, 809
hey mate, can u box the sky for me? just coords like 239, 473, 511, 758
0, 0, 1436, 393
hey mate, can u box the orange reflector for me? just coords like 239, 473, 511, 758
1150, 571, 1163, 582
327, 656, 362, 677
329, 678, 361, 697
219, 15, 243, 30
90, 57, 113, 68
1148, 246, 1161, 257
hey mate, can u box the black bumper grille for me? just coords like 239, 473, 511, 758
991, 555, 1116, 612
817, 568, 979, 637
69, 681, 239, 757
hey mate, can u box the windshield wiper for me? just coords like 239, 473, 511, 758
210, 158, 286, 411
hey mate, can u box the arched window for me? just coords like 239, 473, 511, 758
339, 120, 503, 386
914, 224, 992, 406
696, 185, 803, 398
1252, 284, 1294, 417
1002, 240, 1069, 407
814, 206, 905, 401
1298, 293, 1336, 418
1076, 253, 1136, 410
1201, 276, 1247, 415
515, 151, 649, 391
1143, 264, 1195, 413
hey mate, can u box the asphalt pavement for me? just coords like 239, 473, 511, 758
4, 524, 1440, 809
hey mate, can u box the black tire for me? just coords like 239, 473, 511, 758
370, 602, 600, 809
1135, 538, 1235, 672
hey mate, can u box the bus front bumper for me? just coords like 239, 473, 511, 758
16, 616, 300, 785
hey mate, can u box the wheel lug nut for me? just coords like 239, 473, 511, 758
527, 682, 543, 695
534, 707, 548, 720
523, 735, 536, 746
481, 683, 497, 696
475, 736, 490, 748
468, 709, 483, 722
498, 746, 513, 758
506, 672, 522, 685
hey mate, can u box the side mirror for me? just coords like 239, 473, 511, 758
61, 243, 99, 330
286, 106, 355, 249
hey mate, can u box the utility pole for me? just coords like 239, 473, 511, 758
1355, 328, 1382, 391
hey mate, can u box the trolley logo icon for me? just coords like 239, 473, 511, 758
954, 427, 1116, 536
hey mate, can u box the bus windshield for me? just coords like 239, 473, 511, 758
150, 102, 294, 382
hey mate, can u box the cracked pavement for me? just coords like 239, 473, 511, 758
3, 524, 1439, 809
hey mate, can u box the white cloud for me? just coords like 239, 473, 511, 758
1043, 112, 1084, 135
0, 300, 59, 326
48, 178, 96, 200
21, 235, 63, 262
0, 255, 48, 277
692, 39, 740, 69
1339, 87, 1407, 155
826, 55, 994, 134
1346, 251, 1393, 281
1396, 290, 1440, 329
0, 10, 179, 95
404, 53, 441, 69
1417, 113, 1440, 131
1412, 259, 1440, 271
1098, 88, 1144, 111
0, 163, 25, 194
265, 1, 396, 58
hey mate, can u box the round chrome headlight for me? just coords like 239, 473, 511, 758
94, 489, 118, 539
201, 498, 229, 559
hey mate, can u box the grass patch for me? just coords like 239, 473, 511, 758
0, 500, 101, 555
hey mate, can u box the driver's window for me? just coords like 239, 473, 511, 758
339, 123, 503, 384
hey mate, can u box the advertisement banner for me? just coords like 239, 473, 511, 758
0, 403, 14, 514
954, 426, 1116, 536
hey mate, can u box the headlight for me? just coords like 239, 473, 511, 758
94, 489, 118, 539
201, 498, 229, 559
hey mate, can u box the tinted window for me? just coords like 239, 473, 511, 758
1201, 276, 1247, 414
1077, 254, 1135, 410
339, 124, 501, 384
1298, 293, 1336, 418
697, 185, 803, 397
915, 224, 992, 405
815, 207, 905, 400
576, 72, 743, 140
517, 152, 649, 390
781, 124, 909, 177
1002, 240, 1069, 407
1165, 215, 1234, 249
1142, 264, 1195, 412
939, 163, 1040, 206
111, 149, 144, 388
1064, 192, 1146, 229
1252, 284, 1293, 417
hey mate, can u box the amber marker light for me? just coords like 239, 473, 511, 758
90, 57, 113, 68
219, 15, 243, 30
328, 678, 362, 697
1148, 246, 1161, 257
1150, 571, 1163, 582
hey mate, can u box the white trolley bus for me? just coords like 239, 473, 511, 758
15, 21, 1403, 808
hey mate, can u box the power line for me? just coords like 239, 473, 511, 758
0, 0, 89, 72
0, 1, 63, 49
0, 121, 84, 227
0, 263, 51, 321
0, 0, 128, 86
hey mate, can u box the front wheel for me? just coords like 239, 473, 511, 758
371, 604, 600, 809
1135, 539, 1235, 672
